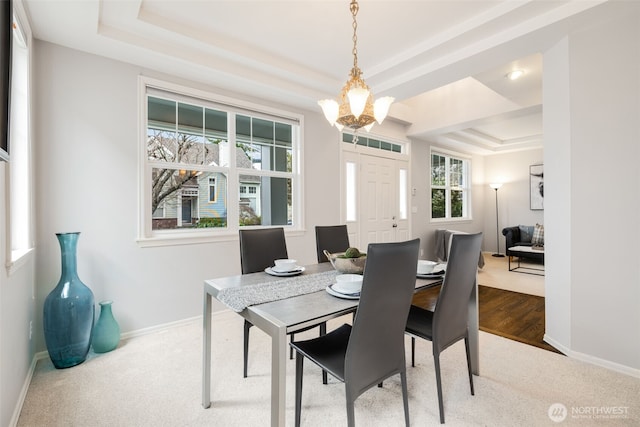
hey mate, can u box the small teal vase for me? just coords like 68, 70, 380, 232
92, 300, 121, 353
43, 232, 95, 369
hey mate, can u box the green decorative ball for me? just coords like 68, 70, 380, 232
344, 247, 361, 258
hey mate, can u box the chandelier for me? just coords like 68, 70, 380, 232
318, 0, 394, 133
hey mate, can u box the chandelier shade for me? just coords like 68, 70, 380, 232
318, 0, 394, 132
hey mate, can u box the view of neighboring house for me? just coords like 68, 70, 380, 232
151, 143, 262, 229
147, 94, 279, 230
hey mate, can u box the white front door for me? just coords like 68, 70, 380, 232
342, 148, 410, 251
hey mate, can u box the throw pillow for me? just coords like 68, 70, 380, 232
519, 225, 534, 243
532, 223, 544, 246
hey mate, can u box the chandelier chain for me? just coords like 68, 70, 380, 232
351, 0, 359, 72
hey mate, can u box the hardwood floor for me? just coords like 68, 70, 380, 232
411, 284, 562, 354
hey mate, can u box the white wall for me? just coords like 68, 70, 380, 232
32, 41, 340, 354
544, 6, 640, 373
483, 149, 544, 253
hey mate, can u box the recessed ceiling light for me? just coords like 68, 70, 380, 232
506, 69, 525, 80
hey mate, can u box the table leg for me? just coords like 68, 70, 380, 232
468, 278, 480, 375
271, 326, 287, 426
202, 289, 212, 409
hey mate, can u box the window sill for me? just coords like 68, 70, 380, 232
429, 218, 473, 224
137, 228, 305, 248
6, 247, 35, 276
137, 232, 238, 248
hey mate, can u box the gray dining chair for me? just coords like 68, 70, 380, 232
238, 228, 327, 380
405, 232, 483, 424
315, 225, 350, 263
290, 238, 420, 427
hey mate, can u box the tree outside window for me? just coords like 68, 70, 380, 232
431, 153, 469, 220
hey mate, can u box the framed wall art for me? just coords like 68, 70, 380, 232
530, 164, 544, 210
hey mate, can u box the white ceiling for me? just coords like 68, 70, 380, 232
22, 0, 612, 154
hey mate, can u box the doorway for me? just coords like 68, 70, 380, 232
341, 145, 410, 250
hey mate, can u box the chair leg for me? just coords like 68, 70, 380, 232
434, 352, 445, 424
320, 322, 328, 385
411, 337, 416, 367
346, 392, 356, 427
295, 352, 304, 427
290, 333, 295, 360
243, 320, 252, 378
464, 336, 475, 396
400, 370, 410, 427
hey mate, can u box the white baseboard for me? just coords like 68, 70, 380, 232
544, 333, 640, 379
9, 355, 38, 427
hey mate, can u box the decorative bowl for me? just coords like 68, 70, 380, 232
324, 250, 366, 274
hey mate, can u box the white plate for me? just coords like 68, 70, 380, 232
417, 272, 445, 279
417, 271, 445, 279
265, 266, 305, 277
326, 284, 360, 300
332, 280, 362, 295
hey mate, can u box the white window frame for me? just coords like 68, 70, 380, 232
137, 77, 304, 247
430, 148, 472, 222
6, 10, 34, 274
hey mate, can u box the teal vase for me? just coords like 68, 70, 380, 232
43, 232, 95, 369
92, 300, 121, 353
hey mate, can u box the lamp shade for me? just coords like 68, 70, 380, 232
347, 87, 370, 119
373, 96, 394, 124
318, 99, 339, 126
489, 183, 503, 190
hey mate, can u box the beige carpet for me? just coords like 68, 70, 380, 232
478, 252, 545, 297
18, 310, 639, 426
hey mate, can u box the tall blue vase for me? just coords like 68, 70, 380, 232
92, 300, 121, 353
43, 232, 95, 369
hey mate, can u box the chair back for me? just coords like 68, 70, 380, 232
432, 232, 483, 353
345, 238, 420, 398
239, 228, 288, 274
315, 225, 350, 263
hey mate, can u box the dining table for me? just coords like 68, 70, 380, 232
202, 262, 480, 427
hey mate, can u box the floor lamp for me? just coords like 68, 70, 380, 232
490, 183, 505, 257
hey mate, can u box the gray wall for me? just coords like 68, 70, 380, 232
543, 5, 640, 372
0, 162, 37, 427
